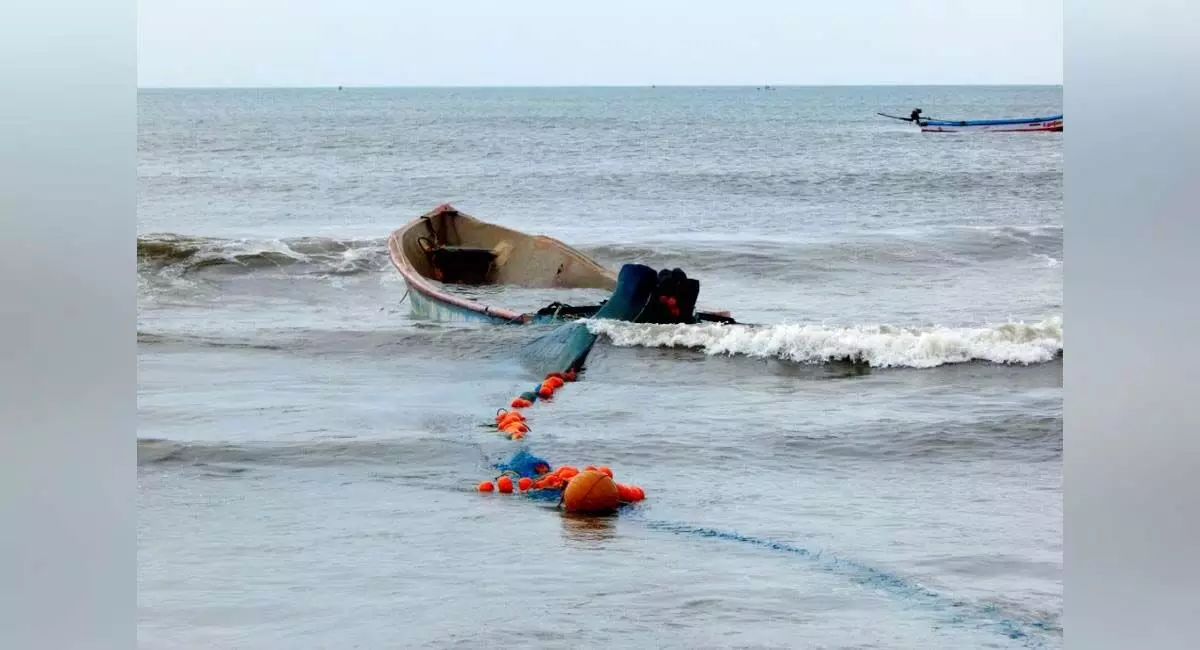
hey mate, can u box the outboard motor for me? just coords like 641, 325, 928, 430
642, 267, 700, 324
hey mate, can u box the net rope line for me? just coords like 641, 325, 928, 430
473, 363, 1055, 648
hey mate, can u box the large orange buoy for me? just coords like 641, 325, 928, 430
562, 470, 620, 514
511, 397, 533, 409
518, 477, 533, 491
545, 376, 565, 389
537, 383, 555, 399
478, 481, 495, 492
496, 476, 514, 493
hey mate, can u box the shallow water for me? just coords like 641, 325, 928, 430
139, 86, 1062, 649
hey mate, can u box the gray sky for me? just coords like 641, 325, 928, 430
138, 0, 1063, 88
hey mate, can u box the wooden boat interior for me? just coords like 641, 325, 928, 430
399, 205, 618, 290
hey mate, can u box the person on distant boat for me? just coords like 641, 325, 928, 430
909, 108, 923, 122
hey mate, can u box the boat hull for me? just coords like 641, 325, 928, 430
389, 203, 737, 326
920, 115, 1063, 133
406, 283, 521, 324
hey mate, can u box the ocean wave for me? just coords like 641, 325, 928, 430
581, 225, 1062, 278
136, 323, 534, 358
535, 168, 1062, 202
956, 224, 1062, 260
586, 317, 1062, 368
137, 223, 1060, 285
771, 413, 1062, 461
138, 233, 390, 277
136, 437, 482, 470
137, 330, 285, 351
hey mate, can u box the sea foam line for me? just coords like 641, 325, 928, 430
586, 317, 1063, 368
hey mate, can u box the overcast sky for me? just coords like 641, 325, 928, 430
138, 0, 1063, 88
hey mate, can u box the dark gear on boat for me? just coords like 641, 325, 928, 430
531, 265, 734, 326
415, 211, 500, 285
910, 108, 923, 122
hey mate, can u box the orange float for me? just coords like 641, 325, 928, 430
518, 477, 533, 491
562, 470, 620, 514
556, 466, 579, 480
500, 421, 529, 435
477, 481, 495, 492
496, 476, 514, 493
537, 383, 555, 399
496, 409, 526, 424
510, 397, 533, 409
615, 483, 646, 502
499, 423, 526, 436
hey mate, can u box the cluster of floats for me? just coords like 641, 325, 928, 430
388, 204, 738, 515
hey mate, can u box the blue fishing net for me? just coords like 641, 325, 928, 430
493, 449, 552, 478
493, 449, 564, 501
518, 264, 659, 377
519, 320, 596, 378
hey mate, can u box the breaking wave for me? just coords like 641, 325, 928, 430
586, 317, 1062, 368
138, 223, 1060, 283
138, 233, 390, 276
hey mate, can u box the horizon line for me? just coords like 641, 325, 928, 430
139, 82, 1064, 91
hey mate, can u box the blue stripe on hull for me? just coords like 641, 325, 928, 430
407, 289, 518, 325
407, 287, 569, 325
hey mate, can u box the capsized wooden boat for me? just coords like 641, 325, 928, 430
878, 111, 1063, 133
387, 204, 736, 325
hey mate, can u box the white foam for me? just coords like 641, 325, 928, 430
586, 317, 1063, 368
1035, 254, 1062, 268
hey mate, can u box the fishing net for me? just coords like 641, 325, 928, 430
518, 264, 659, 376
493, 448, 551, 478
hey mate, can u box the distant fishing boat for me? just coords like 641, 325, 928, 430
878, 108, 1063, 133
